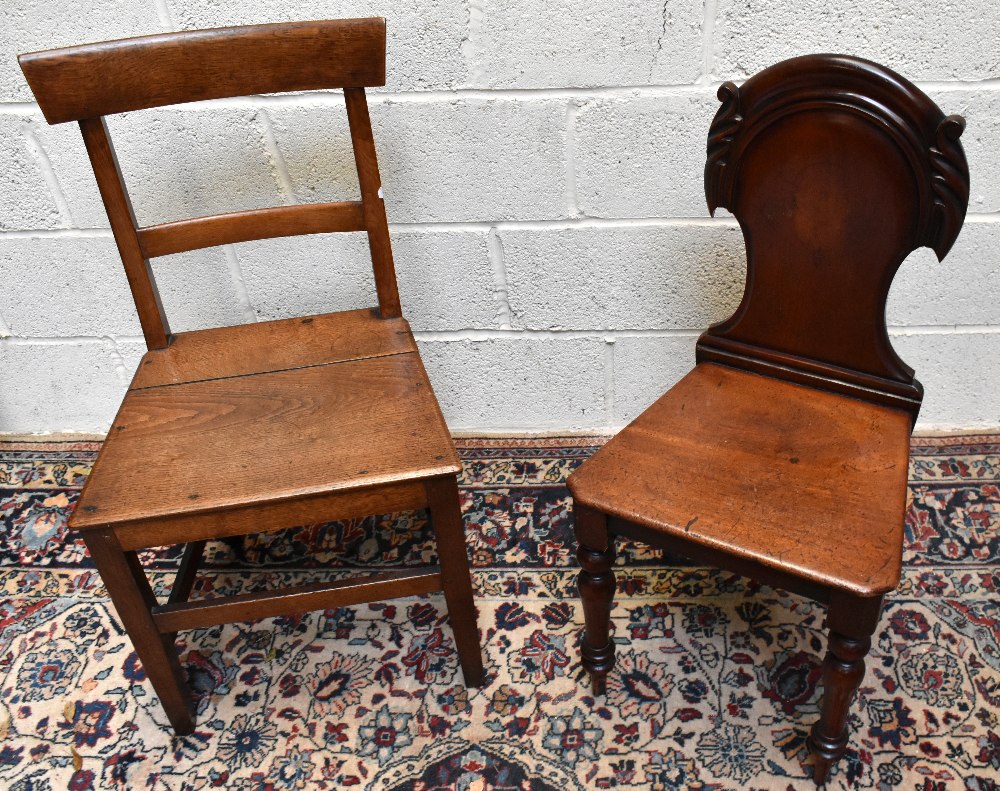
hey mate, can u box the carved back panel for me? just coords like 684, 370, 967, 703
699, 55, 969, 417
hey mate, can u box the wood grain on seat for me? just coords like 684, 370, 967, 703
130, 308, 415, 389
568, 363, 910, 595
72, 345, 459, 530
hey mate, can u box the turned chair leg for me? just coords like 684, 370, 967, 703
427, 475, 485, 688
83, 528, 194, 735
808, 594, 883, 786
574, 505, 616, 695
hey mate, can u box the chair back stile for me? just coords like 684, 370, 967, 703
18, 18, 402, 349
79, 116, 171, 348
344, 86, 402, 318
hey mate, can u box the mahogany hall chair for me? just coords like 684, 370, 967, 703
18, 18, 484, 735
567, 55, 968, 784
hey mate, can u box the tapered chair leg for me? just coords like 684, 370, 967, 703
574, 504, 616, 695
427, 475, 485, 687
84, 528, 194, 735
808, 594, 883, 786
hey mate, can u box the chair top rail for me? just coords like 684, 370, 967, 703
19, 18, 386, 124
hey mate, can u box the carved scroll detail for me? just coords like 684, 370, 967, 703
927, 114, 969, 260
705, 82, 742, 213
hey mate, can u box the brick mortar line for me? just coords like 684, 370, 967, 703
3, 219, 744, 239
106, 342, 132, 388
602, 337, 616, 423
222, 244, 259, 324
22, 120, 74, 226
256, 108, 297, 204
151, 0, 175, 28
5, 80, 1000, 114
460, 0, 486, 88
6, 213, 1000, 237
486, 228, 513, 328
699, 0, 720, 84
4, 326, 999, 347
564, 101, 582, 218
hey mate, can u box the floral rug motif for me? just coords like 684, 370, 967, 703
0, 435, 998, 790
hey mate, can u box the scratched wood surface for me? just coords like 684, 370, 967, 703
568, 362, 911, 596
129, 309, 415, 389
19, 19, 387, 124
72, 350, 459, 530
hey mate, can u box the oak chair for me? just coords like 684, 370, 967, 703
567, 55, 969, 785
19, 18, 484, 735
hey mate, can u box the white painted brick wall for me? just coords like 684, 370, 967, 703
268, 100, 569, 222
887, 222, 1000, 328
611, 335, 697, 424
470, 0, 705, 88
713, 0, 1000, 81
235, 230, 498, 331
574, 93, 719, 218
891, 332, 1000, 426
0, 238, 245, 335
111, 108, 286, 225
2, 1, 998, 434
0, 340, 135, 433
418, 337, 607, 429
502, 225, 745, 330
1, 114, 63, 230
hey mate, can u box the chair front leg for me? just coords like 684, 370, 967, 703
427, 475, 485, 688
83, 528, 194, 735
808, 593, 884, 786
574, 504, 616, 695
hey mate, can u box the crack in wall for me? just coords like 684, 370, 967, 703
603, 336, 616, 423
651, 0, 673, 80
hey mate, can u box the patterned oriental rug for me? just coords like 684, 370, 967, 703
0, 436, 998, 791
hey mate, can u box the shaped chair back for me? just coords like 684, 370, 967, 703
700, 55, 969, 417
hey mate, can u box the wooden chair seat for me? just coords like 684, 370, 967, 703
72, 309, 460, 539
569, 363, 911, 596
